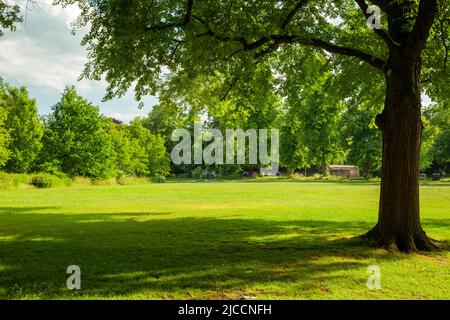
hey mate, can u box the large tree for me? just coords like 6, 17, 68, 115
340, 102, 382, 177
0, 83, 43, 173
40, 86, 116, 179
0, 82, 10, 167
0, 1, 27, 168
426, 103, 450, 170
60, 0, 449, 251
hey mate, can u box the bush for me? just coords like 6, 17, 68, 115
191, 167, 205, 179
34, 160, 65, 178
151, 175, 166, 183
91, 178, 117, 186
30, 173, 72, 188
116, 174, 150, 185
31, 174, 54, 188
289, 172, 305, 180
73, 176, 92, 185
321, 175, 345, 181
0, 173, 31, 189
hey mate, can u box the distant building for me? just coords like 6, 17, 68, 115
329, 165, 360, 178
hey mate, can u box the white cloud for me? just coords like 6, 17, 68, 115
0, 1, 87, 91
48, 3, 82, 28
17, 0, 81, 29
0, 1, 158, 121
422, 94, 433, 107
0, 36, 87, 91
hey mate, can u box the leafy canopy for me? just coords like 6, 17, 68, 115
0, 82, 43, 173
0, 0, 22, 37
41, 86, 116, 179
57, 0, 449, 109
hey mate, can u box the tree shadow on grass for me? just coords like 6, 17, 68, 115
0, 208, 448, 299
0, 207, 61, 214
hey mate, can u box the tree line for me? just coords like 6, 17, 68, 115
1, 78, 448, 180
0, 81, 169, 180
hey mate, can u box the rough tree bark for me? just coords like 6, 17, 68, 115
365, 59, 440, 251
363, 0, 440, 251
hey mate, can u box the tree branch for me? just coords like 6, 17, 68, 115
193, 13, 386, 70
145, 0, 194, 31
221, 76, 240, 101
193, 15, 250, 47
354, 0, 400, 48
281, 0, 309, 29
368, 0, 394, 16
254, 35, 387, 70
406, 0, 438, 58
302, 38, 386, 69
146, 1, 386, 71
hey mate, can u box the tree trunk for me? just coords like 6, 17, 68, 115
364, 157, 370, 178
364, 57, 440, 252
320, 156, 329, 176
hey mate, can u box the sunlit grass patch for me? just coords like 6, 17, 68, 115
0, 181, 449, 299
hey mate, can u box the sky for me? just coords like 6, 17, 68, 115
0, 0, 158, 123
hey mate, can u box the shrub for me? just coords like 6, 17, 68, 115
1, 173, 16, 188
0, 173, 32, 189
91, 178, 117, 186
12, 174, 31, 186
116, 174, 150, 185
321, 175, 345, 181
31, 174, 54, 188
191, 167, 204, 179
151, 175, 166, 183
289, 172, 305, 180
30, 173, 72, 188
73, 176, 92, 185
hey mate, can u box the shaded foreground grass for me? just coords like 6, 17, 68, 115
0, 181, 449, 299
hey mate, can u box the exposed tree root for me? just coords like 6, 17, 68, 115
359, 225, 441, 253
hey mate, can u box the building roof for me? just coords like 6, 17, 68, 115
329, 165, 359, 170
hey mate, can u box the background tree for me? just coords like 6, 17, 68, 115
0, 84, 43, 173
105, 118, 149, 176
0, 1, 34, 169
59, 0, 449, 251
425, 103, 450, 173
0, 81, 10, 167
300, 93, 345, 175
127, 119, 170, 176
40, 86, 116, 179
0, 0, 22, 37
279, 108, 309, 175
142, 102, 187, 145
142, 101, 189, 174
340, 103, 382, 177
279, 54, 346, 175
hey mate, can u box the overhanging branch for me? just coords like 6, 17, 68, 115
354, 0, 400, 48
145, 1, 387, 71
253, 35, 386, 70
406, 0, 438, 58
293, 37, 387, 70
145, 0, 194, 31
281, 0, 309, 29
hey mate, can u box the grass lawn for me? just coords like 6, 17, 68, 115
0, 180, 449, 300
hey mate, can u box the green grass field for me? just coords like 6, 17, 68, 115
0, 180, 449, 300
